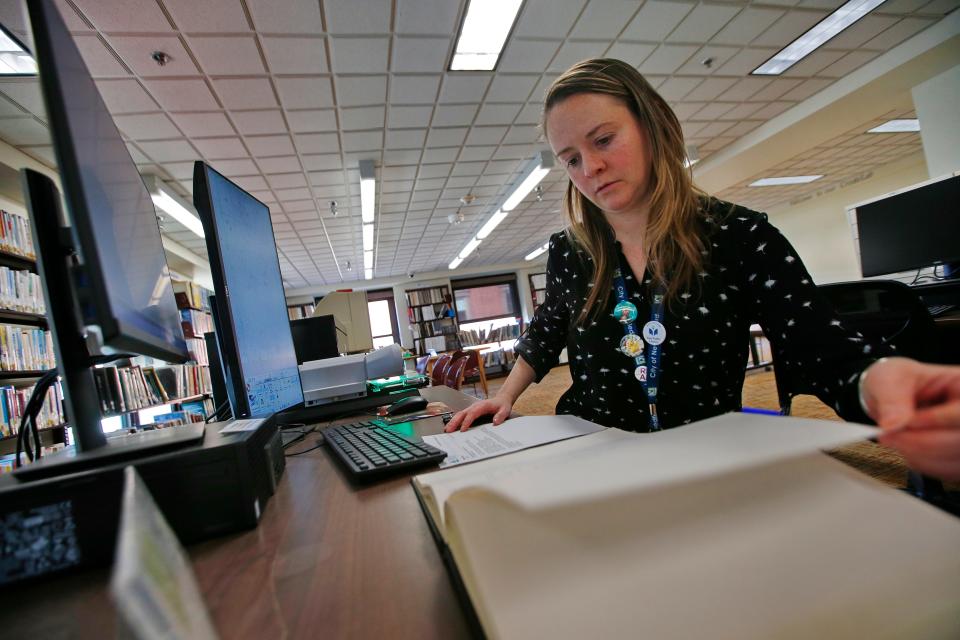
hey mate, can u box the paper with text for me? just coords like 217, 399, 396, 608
422, 415, 605, 468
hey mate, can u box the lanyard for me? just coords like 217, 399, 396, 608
612, 268, 665, 431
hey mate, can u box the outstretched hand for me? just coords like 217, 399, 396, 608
860, 357, 960, 481
443, 395, 512, 432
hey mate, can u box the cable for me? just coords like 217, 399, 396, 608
15, 368, 60, 467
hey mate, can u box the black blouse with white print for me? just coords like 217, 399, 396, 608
515, 198, 888, 431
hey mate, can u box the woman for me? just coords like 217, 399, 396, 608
446, 58, 960, 482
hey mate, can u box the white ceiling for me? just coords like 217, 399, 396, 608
0, 0, 956, 290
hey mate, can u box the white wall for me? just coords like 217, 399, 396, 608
765, 151, 929, 284
912, 63, 960, 179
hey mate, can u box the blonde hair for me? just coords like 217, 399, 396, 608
543, 58, 707, 323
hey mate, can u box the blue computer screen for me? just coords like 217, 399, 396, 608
201, 167, 303, 417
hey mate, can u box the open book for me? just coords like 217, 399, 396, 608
412, 413, 960, 639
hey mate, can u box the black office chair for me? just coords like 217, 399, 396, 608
773, 280, 956, 515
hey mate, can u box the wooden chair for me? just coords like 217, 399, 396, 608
443, 355, 470, 391
451, 349, 489, 398
430, 354, 453, 387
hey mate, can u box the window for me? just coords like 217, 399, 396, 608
366, 289, 400, 349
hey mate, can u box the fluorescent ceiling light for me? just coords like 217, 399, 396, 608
144, 176, 205, 238
0, 27, 37, 75
525, 242, 549, 261
684, 144, 700, 169
450, 0, 523, 71
363, 250, 373, 270
476, 209, 508, 240
749, 175, 823, 187
448, 256, 464, 270
359, 160, 376, 224
752, 0, 887, 75
868, 119, 920, 133
362, 223, 374, 251
459, 237, 482, 260
365, 267, 373, 280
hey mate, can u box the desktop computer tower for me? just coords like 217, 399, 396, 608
0, 418, 284, 586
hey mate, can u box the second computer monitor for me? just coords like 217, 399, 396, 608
193, 162, 303, 418
290, 314, 341, 364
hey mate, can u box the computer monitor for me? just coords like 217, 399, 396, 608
290, 314, 341, 364
15, 0, 201, 478
193, 162, 304, 418
853, 174, 960, 278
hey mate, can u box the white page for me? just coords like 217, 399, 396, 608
422, 415, 606, 468
474, 412, 879, 511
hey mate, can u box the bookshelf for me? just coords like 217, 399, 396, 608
528, 272, 547, 315
287, 302, 316, 320
406, 285, 461, 355
173, 280, 213, 366
458, 321, 521, 376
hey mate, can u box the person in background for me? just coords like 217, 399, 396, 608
446, 58, 960, 482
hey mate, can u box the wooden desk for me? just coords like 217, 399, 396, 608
4, 386, 476, 639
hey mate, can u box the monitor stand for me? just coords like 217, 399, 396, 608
12, 424, 205, 481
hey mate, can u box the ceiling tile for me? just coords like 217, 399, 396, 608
458, 145, 496, 161
498, 39, 562, 73
388, 105, 434, 128
95, 79, 159, 113
138, 139, 199, 162
245, 0, 324, 32
439, 75, 491, 103
752, 10, 829, 48
514, 0, 587, 38
261, 37, 329, 74
432, 104, 478, 127
342, 130, 383, 151
862, 17, 935, 50
230, 110, 287, 135
549, 41, 608, 72
422, 147, 459, 163
113, 113, 181, 140
246, 134, 296, 157
267, 173, 308, 189
144, 78, 219, 111
211, 158, 258, 176
341, 106, 385, 130
302, 153, 343, 171
108, 36, 198, 76
0, 118, 49, 145
715, 48, 779, 76
258, 156, 303, 173
485, 75, 540, 102
396, 0, 460, 34
622, 1, 695, 41
475, 103, 522, 126
295, 132, 342, 154
570, 0, 641, 39
287, 109, 338, 133
335, 75, 386, 106
192, 137, 248, 159
638, 44, 698, 75
213, 78, 277, 109
324, 0, 391, 33
669, 5, 741, 42
390, 74, 442, 104
71, 0, 172, 32
329, 37, 390, 73
391, 36, 451, 73
162, 0, 251, 31
233, 175, 269, 191
676, 45, 740, 75
187, 36, 265, 75
606, 42, 657, 67
465, 126, 507, 146
274, 77, 334, 109
169, 112, 236, 137
74, 35, 128, 77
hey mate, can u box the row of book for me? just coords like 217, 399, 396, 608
410, 319, 457, 340
0, 326, 55, 372
0, 267, 45, 314
287, 303, 316, 320
0, 379, 65, 437
407, 288, 447, 306
94, 364, 211, 415
180, 307, 213, 338
172, 280, 212, 311
185, 337, 209, 366
0, 210, 36, 260
482, 348, 518, 369
530, 273, 547, 290
421, 336, 453, 353
458, 324, 521, 346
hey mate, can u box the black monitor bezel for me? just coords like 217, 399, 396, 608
29, 0, 188, 363
289, 314, 341, 364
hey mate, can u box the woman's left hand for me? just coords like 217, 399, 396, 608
860, 357, 960, 481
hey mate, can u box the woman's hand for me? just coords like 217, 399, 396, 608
860, 357, 960, 481
443, 395, 513, 432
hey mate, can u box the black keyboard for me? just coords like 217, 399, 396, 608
927, 304, 956, 317
323, 421, 447, 479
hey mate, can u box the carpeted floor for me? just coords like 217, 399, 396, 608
470, 365, 931, 490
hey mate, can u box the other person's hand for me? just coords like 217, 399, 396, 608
443, 395, 512, 432
860, 357, 960, 481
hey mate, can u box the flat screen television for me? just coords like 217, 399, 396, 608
853, 174, 960, 278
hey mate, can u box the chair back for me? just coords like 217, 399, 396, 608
774, 279, 938, 415
430, 354, 452, 386
415, 355, 431, 375
443, 355, 469, 390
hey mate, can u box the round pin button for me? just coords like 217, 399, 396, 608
634, 365, 648, 382
613, 301, 638, 324
619, 333, 644, 357
642, 320, 666, 345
